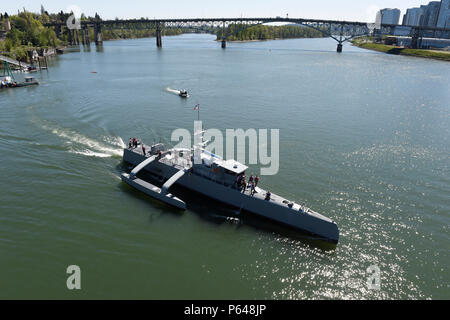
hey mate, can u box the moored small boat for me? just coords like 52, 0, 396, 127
0, 76, 39, 89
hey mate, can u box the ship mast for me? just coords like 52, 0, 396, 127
193, 104, 203, 165
194, 103, 200, 121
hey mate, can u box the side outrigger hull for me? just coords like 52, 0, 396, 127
121, 173, 186, 210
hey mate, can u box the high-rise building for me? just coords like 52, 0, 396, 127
379, 8, 401, 25
437, 0, 450, 28
403, 7, 425, 26
423, 1, 441, 27
403, 1, 450, 28
419, 4, 429, 25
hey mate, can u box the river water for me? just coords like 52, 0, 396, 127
0, 34, 448, 299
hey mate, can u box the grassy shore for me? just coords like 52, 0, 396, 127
352, 40, 450, 62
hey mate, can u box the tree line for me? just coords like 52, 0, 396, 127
0, 9, 186, 61
1, 9, 327, 62
216, 24, 326, 41
0, 11, 59, 61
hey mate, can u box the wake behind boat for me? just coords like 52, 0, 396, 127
121, 130, 339, 244
166, 87, 189, 98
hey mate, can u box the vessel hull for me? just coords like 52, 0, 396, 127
123, 148, 339, 244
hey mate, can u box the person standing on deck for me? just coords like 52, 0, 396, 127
142, 144, 146, 156
234, 174, 242, 189
128, 138, 132, 149
241, 175, 247, 192
254, 175, 259, 187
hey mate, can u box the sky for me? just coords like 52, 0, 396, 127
2, 0, 437, 22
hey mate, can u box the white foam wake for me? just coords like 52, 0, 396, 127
69, 149, 112, 158
104, 136, 126, 149
40, 122, 124, 158
166, 87, 181, 95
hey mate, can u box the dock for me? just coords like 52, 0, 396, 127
0, 55, 31, 70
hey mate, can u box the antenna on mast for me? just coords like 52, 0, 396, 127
194, 103, 200, 121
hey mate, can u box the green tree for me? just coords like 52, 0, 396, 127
217, 24, 325, 41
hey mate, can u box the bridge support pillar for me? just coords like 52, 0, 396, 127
81, 28, 86, 45
410, 27, 423, 49
74, 29, 80, 45
337, 43, 343, 53
156, 24, 162, 48
67, 29, 73, 45
94, 24, 103, 45
54, 25, 61, 39
221, 38, 226, 49
84, 28, 90, 45
411, 36, 418, 49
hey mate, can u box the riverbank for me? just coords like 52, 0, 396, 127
352, 40, 450, 62
216, 37, 325, 43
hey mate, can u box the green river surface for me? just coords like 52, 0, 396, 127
0, 34, 449, 299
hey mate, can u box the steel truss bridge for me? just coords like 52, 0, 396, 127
44, 17, 450, 52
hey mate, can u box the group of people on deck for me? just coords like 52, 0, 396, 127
128, 138, 139, 149
129, 138, 147, 156
235, 173, 260, 196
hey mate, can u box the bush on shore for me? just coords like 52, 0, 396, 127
353, 40, 450, 62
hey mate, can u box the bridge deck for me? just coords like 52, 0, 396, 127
0, 55, 31, 69
43, 17, 450, 32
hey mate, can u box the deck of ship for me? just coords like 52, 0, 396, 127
127, 145, 319, 219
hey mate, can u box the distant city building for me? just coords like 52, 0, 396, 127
403, 0, 450, 28
423, 1, 441, 27
437, 0, 450, 28
403, 7, 425, 26
393, 26, 412, 36
396, 36, 450, 48
379, 8, 401, 25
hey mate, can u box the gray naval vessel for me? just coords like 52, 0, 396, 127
121, 132, 339, 244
